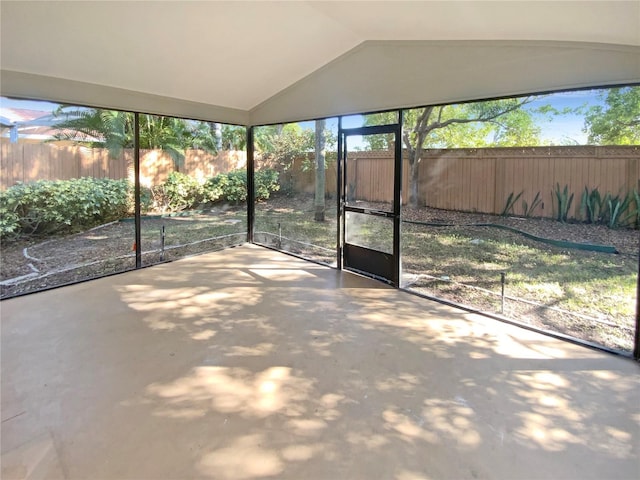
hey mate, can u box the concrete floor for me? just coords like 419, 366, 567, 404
1, 244, 639, 480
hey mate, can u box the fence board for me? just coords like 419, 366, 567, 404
1, 142, 638, 224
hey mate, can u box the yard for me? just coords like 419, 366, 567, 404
1, 193, 637, 352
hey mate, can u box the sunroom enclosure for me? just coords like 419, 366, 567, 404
1, 87, 639, 358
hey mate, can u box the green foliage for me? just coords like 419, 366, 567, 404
52, 108, 133, 158
255, 123, 335, 170
160, 172, 204, 211
501, 191, 523, 216
627, 190, 640, 229
0, 206, 20, 241
255, 169, 280, 201
255, 124, 314, 167
221, 170, 248, 204
580, 187, 605, 224
202, 175, 227, 204
553, 183, 574, 223
53, 108, 230, 164
0, 168, 281, 241
365, 97, 542, 151
221, 125, 247, 150
580, 187, 635, 229
139, 186, 155, 212
0, 178, 131, 241
604, 192, 632, 229
163, 168, 280, 209
522, 192, 542, 218
584, 87, 640, 145
487, 107, 542, 146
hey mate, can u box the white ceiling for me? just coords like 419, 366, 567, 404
2, 1, 639, 125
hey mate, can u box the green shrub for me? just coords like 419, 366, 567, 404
0, 177, 131, 241
0, 204, 20, 241
202, 175, 227, 204
160, 171, 204, 211
255, 168, 280, 201
203, 168, 279, 204
139, 186, 154, 213
224, 170, 248, 203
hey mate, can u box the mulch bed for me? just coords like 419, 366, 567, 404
401, 206, 639, 256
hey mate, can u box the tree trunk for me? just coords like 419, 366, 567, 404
214, 123, 222, 151
408, 148, 420, 208
314, 119, 326, 221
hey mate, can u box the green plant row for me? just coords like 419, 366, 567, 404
501, 185, 639, 229
155, 169, 279, 212
580, 186, 637, 229
1, 177, 131, 241
0, 169, 280, 243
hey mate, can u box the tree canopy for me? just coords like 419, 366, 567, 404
364, 97, 540, 150
583, 87, 640, 145
363, 97, 540, 206
52, 107, 246, 163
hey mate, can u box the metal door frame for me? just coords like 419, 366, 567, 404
338, 122, 402, 286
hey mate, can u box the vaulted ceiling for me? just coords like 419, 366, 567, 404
2, 1, 639, 125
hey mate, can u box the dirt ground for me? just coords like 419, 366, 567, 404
401, 206, 639, 255
1, 201, 638, 352
2, 204, 638, 291
1, 211, 246, 298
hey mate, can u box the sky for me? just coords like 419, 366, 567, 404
1, 89, 606, 146
525, 89, 604, 145
305, 89, 606, 146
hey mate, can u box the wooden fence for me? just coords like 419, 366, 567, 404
342, 146, 639, 219
2, 141, 638, 220
421, 146, 639, 218
0, 141, 246, 189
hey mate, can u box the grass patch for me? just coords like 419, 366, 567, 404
2, 193, 636, 352
401, 223, 636, 351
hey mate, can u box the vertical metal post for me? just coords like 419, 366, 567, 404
336, 117, 343, 270
246, 126, 255, 243
634, 242, 640, 360
501, 272, 506, 314
393, 110, 403, 288
134, 113, 142, 269
160, 225, 165, 261
277, 222, 282, 249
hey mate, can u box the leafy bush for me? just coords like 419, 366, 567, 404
202, 175, 227, 204
255, 169, 280, 201
0, 178, 131, 241
156, 168, 279, 209
139, 186, 154, 212
159, 171, 204, 211
0, 205, 20, 241
222, 170, 248, 204
203, 168, 280, 204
